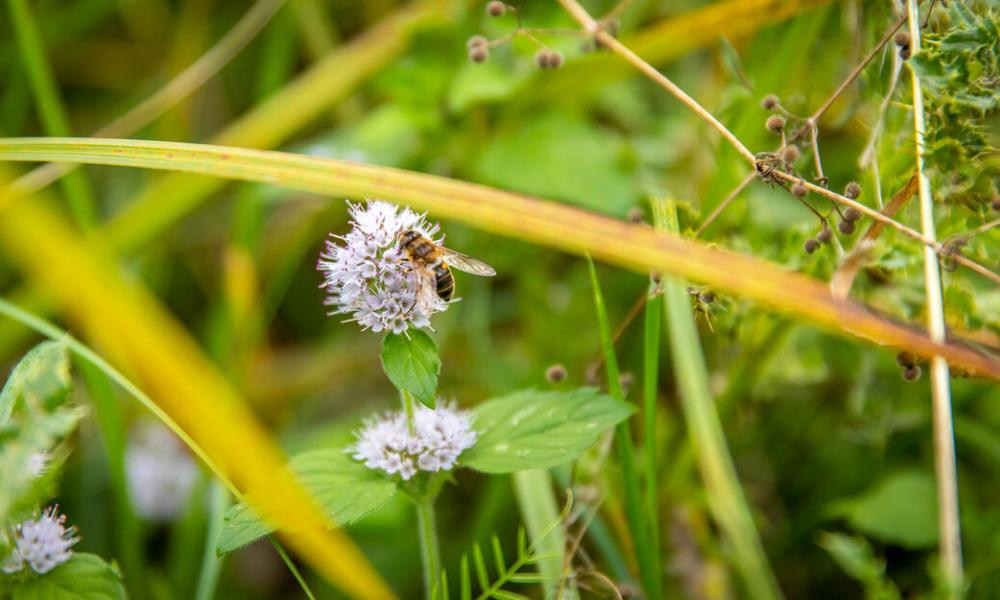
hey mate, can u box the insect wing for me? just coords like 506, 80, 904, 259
441, 248, 496, 276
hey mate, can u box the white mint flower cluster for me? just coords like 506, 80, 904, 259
126, 421, 198, 522
317, 200, 448, 334
350, 403, 477, 480
2, 506, 78, 575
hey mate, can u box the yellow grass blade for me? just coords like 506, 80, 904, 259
0, 166, 397, 600
1, 136, 996, 381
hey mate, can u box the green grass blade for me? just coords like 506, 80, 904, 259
194, 481, 231, 600
491, 534, 506, 578
653, 198, 781, 600
511, 469, 576, 600
460, 555, 471, 600
473, 542, 490, 592
642, 287, 663, 600
587, 256, 657, 599
8, 0, 96, 228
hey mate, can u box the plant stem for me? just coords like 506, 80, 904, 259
270, 537, 318, 600
641, 286, 663, 600
512, 469, 577, 600
403, 389, 417, 435
194, 481, 232, 600
905, 0, 963, 593
416, 494, 442, 600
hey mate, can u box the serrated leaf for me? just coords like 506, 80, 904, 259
461, 388, 633, 473
829, 470, 938, 550
0, 342, 71, 425
12, 553, 126, 600
381, 330, 440, 408
217, 448, 397, 555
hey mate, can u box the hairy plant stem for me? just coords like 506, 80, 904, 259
403, 389, 417, 435
416, 494, 442, 600
905, 0, 962, 593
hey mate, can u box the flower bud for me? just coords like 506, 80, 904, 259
546, 364, 568, 383
766, 115, 785, 133
838, 219, 856, 235
762, 94, 780, 110
792, 182, 808, 198
817, 226, 833, 244
844, 181, 861, 199
844, 207, 862, 222
467, 35, 488, 50
804, 238, 820, 254
902, 365, 921, 381
781, 145, 800, 164
487, 1, 505, 17
469, 45, 489, 63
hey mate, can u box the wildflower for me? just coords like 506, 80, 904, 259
126, 421, 198, 522
350, 403, 477, 480
317, 200, 448, 334
3, 506, 78, 574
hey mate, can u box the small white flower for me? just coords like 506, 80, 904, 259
350, 403, 477, 480
126, 421, 198, 522
317, 200, 449, 334
3, 506, 79, 574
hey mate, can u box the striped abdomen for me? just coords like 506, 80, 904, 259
434, 263, 454, 301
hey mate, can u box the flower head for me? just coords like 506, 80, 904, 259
317, 200, 448, 334
350, 403, 477, 480
3, 506, 78, 574
126, 421, 198, 522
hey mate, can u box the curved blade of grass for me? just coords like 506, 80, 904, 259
653, 198, 781, 600
587, 257, 656, 599
0, 172, 396, 600
641, 287, 663, 600
2, 137, 997, 381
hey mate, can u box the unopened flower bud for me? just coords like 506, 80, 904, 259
845, 181, 861, 199
546, 364, 567, 382
792, 182, 808, 198
766, 115, 785, 133
804, 238, 820, 254
781, 145, 800, 164
486, 1, 505, 17
762, 94, 780, 110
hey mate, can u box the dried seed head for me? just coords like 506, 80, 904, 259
548, 51, 564, 68
469, 45, 489, 63
791, 182, 808, 198
627, 207, 645, 223
766, 115, 785, 133
535, 49, 550, 68
817, 225, 833, 244
781, 145, 800, 164
838, 219, 856, 235
844, 181, 861, 199
894, 31, 910, 47
896, 351, 916, 367
546, 364, 567, 383
467, 35, 488, 50
536, 50, 563, 69
804, 238, 820, 254
902, 365, 921, 381
762, 94, 780, 110
486, 0, 505, 17
844, 207, 862, 222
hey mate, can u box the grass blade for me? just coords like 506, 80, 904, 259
460, 555, 471, 600
472, 542, 490, 592
1, 137, 996, 380
511, 470, 575, 600
653, 198, 781, 599
642, 287, 663, 600
587, 257, 657, 599
194, 481, 231, 600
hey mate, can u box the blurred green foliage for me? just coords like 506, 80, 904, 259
0, 0, 999, 599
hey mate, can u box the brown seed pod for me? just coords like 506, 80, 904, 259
546, 364, 567, 383
547, 51, 563, 68
792, 182, 808, 198
766, 115, 785, 133
838, 219, 856, 235
902, 365, 922, 381
804, 238, 820, 254
844, 181, 861, 199
894, 31, 911, 47
817, 226, 833, 244
844, 207, 862, 222
487, 0, 505, 17
469, 45, 489, 63
896, 351, 916, 368
467, 35, 488, 50
535, 50, 551, 68
762, 94, 780, 110
781, 145, 800, 164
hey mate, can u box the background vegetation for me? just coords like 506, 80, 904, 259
0, 0, 998, 599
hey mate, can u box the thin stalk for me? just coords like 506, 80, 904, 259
416, 495, 442, 600
905, 0, 962, 592
641, 286, 663, 600
653, 198, 781, 600
403, 389, 417, 435
695, 171, 756, 237
587, 257, 657, 600
270, 537, 318, 600
8, 0, 96, 228
194, 481, 232, 600
512, 469, 577, 599
556, 0, 755, 164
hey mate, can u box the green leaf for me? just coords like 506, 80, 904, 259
1, 341, 71, 425
817, 532, 901, 600
461, 388, 633, 473
12, 553, 126, 600
830, 470, 938, 550
217, 448, 397, 555
380, 330, 440, 408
